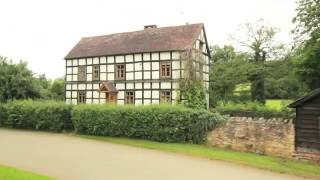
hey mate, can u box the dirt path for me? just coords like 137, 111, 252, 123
0, 129, 312, 180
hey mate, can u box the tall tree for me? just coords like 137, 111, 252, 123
234, 19, 283, 104
292, 0, 320, 90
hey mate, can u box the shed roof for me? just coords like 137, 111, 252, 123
65, 23, 206, 59
289, 88, 320, 108
99, 81, 118, 93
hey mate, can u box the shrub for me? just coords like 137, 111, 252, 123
72, 104, 226, 144
213, 101, 294, 119
1, 100, 73, 131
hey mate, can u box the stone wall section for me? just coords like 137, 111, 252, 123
207, 117, 295, 158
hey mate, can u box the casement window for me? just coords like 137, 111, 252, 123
125, 91, 134, 104
93, 65, 100, 81
116, 64, 125, 80
78, 66, 86, 81
77, 91, 86, 104
160, 61, 171, 79
160, 90, 171, 103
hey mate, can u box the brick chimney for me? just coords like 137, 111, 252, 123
144, 25, 157, 29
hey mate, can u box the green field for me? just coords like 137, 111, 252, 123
77, 135, 320, 179
0, 165, 53, 180
266, 99, 292, 110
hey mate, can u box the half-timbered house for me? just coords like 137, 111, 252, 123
64, 23, 210, 105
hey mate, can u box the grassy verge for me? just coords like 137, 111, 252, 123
0, 165, 53, 180
76, 135, 320, 178
266, 99, 292, 110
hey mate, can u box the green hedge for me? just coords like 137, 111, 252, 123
72, 104, 226, 144
213, 102, 294, 119
0, 100, 73, 131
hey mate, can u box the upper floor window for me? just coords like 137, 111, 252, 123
125, 91, 134, 104
78, 91, 86, 104
160, 90, 171, 103
199, 41, 204, 51
78, 66, 86, 81
93, 65, 100, 81
116, 64, 125, 80
160, 61, 171, 79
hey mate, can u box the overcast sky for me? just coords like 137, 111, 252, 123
0, 0, 297, 79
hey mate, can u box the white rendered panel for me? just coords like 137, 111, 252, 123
152, 82, 159, 89
66, 84, 72, 90
161, 82, 171, 89
87, 66, 92, 73
144, 83, 151, 89
93, 84, 99, 90
135, 72, 142, 80
152, 71, 159, 79
135, 99, 142, 105
67, 67, 72, 74
172, 52, 180, 59
160, 52, 171, 60
134, 54, 142, 61
152, 99, 159, 104
134, 63, 142, 71
66, 98, 71, 104
172, 82, 179, 89
87, 58, 92, 65
100, 93, 106, 98
151, 62, 159, 70
143, 62, 151, 70
126, 72, 134, 80
118, 100, 124, 105
71, 99, 77, 105
72, 91, 77, 98
143, 53, 150, 60
73, 67, 78, 74
66, 91, 71, 98
79, 59, 86, 65
78, 84, 86, 90
100, 57, 106, 64
66, 75, 72, 82
118, 91, 124, 99
143, 71, 150, 79
100, 65, 106, 72
116, 83, 125, 90
125, 55, 133, 62
115, 56, 124, 63
86, 91, 92, 98
144, 90, 151, 98
87, 74, 92, 81
172, 61, 180, 69
152, 90, 159, 98
126, 64, 134, 72
152, 53, 159, 60
93, 91, 99, 98
86, 84, 93, 90
126, 83, 134, 89
136, 91, 142, 98
172, 70, 180, 79
172, 90, 177, 100
135, 83, 142, 89
100, 73, 107, 80
107, 73, 114, 81
107, 65, 114, 72
72, 59, 78, 66
66, 60, 72, 66
86, 99, 92, 104
72, 84, 77, 90
107, 56, 114, 63
144, 99, 151, 105
72, 75, 78, 81
92, 99, 99, 104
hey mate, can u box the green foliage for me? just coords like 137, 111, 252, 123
72, 104, 226, 144
0, 165, 53, 180
1, 100, 73, 131
213, 101, 294, 119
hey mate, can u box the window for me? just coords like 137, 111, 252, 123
160, 62, 171, 79
93, 65, 100, 81
125, 91, 134, 104
199, 41, 204, 51
160, 90, 171, 103
77, 91, 86, 104
116, 64, 125, 80
78, 66, 86, 81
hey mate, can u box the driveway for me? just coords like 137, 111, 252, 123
0, 129, 311, 180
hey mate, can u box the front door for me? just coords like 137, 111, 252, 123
106, 92, 117, 104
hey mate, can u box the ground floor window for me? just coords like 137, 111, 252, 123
160, 90, 171, 103
125, 91, 134, 104
78, 91, 86, 104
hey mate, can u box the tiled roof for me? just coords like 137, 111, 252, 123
65, 23, 204, 59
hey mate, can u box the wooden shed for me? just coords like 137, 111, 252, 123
289, 89, 320, 153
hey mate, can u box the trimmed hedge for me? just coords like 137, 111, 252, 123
213, 102, 294, 119
0, 100, 73, 131
72, 104, 226, 144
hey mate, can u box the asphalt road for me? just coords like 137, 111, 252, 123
0, 129, 312, 180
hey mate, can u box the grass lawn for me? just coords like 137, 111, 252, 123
0, 165, 53, 180
77, 135, 320, 179
266, 99, 292, 110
